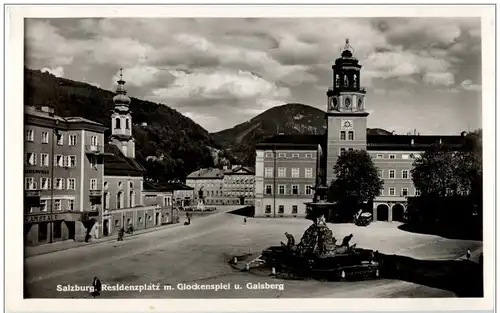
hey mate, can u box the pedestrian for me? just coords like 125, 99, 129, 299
117, 227, 124, 241
91, 276, 101, 298
466, 248, 471, 260
244, 218, 247, 224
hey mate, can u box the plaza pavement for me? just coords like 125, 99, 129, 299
24, 206, 482, 298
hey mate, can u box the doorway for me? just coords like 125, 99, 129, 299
156, 212, 160, 226
103, 219, 109, 237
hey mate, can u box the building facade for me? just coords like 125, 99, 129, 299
24, 105, 107, 245
223, 166, 255, 205
254, 40, 467, 222
186, 168, 225, 205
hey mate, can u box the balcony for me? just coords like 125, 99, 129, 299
89, 189, 102, 197
85, 144, 105, 155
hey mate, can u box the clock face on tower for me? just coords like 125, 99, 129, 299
341, 119, 354, 130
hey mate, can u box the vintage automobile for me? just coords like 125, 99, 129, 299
355, 212, 373, 227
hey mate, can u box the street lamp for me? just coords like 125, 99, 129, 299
49, 120, 60, 244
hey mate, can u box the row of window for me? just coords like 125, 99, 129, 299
340, 131, 355, 141
103, 181, 135, 190
265, 205, 299, 214
25, 177, 99, 190
26, 152, 77, 168
381, 187, 421, 197
25, 130, 100, 146
264, 184, 313, 196
264, 152, 314, 159
373, 153, 420, 160
104, 190, 137, 210
378, 169, 411, 179
32, 199, 77, 213
114, 117, 131, 130
264, 167, 314, 178
144, 195, 172, 207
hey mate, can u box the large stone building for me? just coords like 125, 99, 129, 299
186, 165, 255, 205
254, 40, 468, 222
24, 105, 108, 245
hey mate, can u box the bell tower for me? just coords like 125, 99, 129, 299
325, 39, 369, 183
110, 69, 136, 158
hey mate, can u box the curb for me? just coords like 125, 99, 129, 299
25, 223, 184, 258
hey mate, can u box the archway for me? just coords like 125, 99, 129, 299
377, 204, 389, 221
392, 204, 405, 222
103, 219, 109, 236
117, 192, 123, 209
156, 212, 160, 226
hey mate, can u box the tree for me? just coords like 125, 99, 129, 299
328, 150, 384, 221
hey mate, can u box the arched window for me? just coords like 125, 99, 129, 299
115, 118, 121, 129
344, 75, 348, 87
129, 191, 135, 207
335, 74, 340, 88
117, 192, 123, 209
103, 192, 108, 210
353, 74, 358, 88
125, 119, 130, 129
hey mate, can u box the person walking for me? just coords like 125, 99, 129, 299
91, 277, 102, 298
466, 248, 471, 261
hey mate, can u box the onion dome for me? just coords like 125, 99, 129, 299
113, 68, 131, 105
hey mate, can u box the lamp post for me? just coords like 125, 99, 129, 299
49, 120, 60, 244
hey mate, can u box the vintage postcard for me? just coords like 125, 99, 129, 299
4, 3, 495, 313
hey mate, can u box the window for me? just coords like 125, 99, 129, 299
54, 155, 63, 167
265, 185, 272, 195
90, 179, 98, 190
264, 167, 273, 178
67, 178, 76, 190
115, 220, 120, 227
291, 168, 300, 178
415, 189, 421, 196
377, 154, 384, 159
126, 119, 130, 129
401, 188, 409, 196
348, 131, 354, 140
348, 148, 354, 152
305, 168, 313, 178
37, 199, 46, 212
41, 153, 49, 167
129, 181, 134, 189
69, 156, 76, 167
265, 205, 271, 214
54, 199, 61, 211
389, 188, 396, 196
389, 154, 396, 159
278, 205, 284, 214
292, 153, 299, 158
54, 178, 64, 190
66, 199, 74, 211
340, 148, 346, 155
115, 118, 121, 129
278, 167, 286, 177
340, 131, 346, 140
89, 155, 97, 168
26, 152, 37, 166
148, 215, 152, 221
402, 170, 409, 179
26, 129, 34, 142
278, 153, 286, 158
389, 170, 395, 179
265, 152, 273, 158
25, 177, 36, 190
40, 178, 51, 190
41, 132, 49, 144
292, 205, 298, 214
278, 185, 285, 195
305, 153, 313, 158
63, 155, 69, 167
305, 185, 313, 195
292, 185, 299, 195
69, 135, 77, 146
402, 154, 410, 159
378, 169, 383, 178
90, 136, 98, 146
57, 134, 63, 145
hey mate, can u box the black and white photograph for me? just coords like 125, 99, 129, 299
4, 3, 496, 312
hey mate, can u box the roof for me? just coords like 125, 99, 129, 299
186, 168, 225, 179
64, 116, 105, 126
25, 105, 106, 130
255, 134, 467, 152
143, 181, 193, 192
255, 134, 325, 150
224, 165, 255, 175
103, 143, 146, 177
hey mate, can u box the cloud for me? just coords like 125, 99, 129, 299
460, 79, 481, 91
423, 72, 455, 86
41, 66, 64, 77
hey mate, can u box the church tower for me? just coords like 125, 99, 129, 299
110, 69, 136, 158
326, 39, 369, 183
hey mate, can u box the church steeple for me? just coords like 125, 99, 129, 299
110, 69, 135, 158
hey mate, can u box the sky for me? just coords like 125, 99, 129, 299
24, 18, 482, 134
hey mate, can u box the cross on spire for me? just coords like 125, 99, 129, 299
119, 68, 123, 79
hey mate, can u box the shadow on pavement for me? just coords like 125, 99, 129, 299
228, 206, 255, 217
378, 252, 483, 297
397, 223, 482, 241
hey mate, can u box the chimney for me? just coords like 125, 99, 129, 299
41, 105, 55, 116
